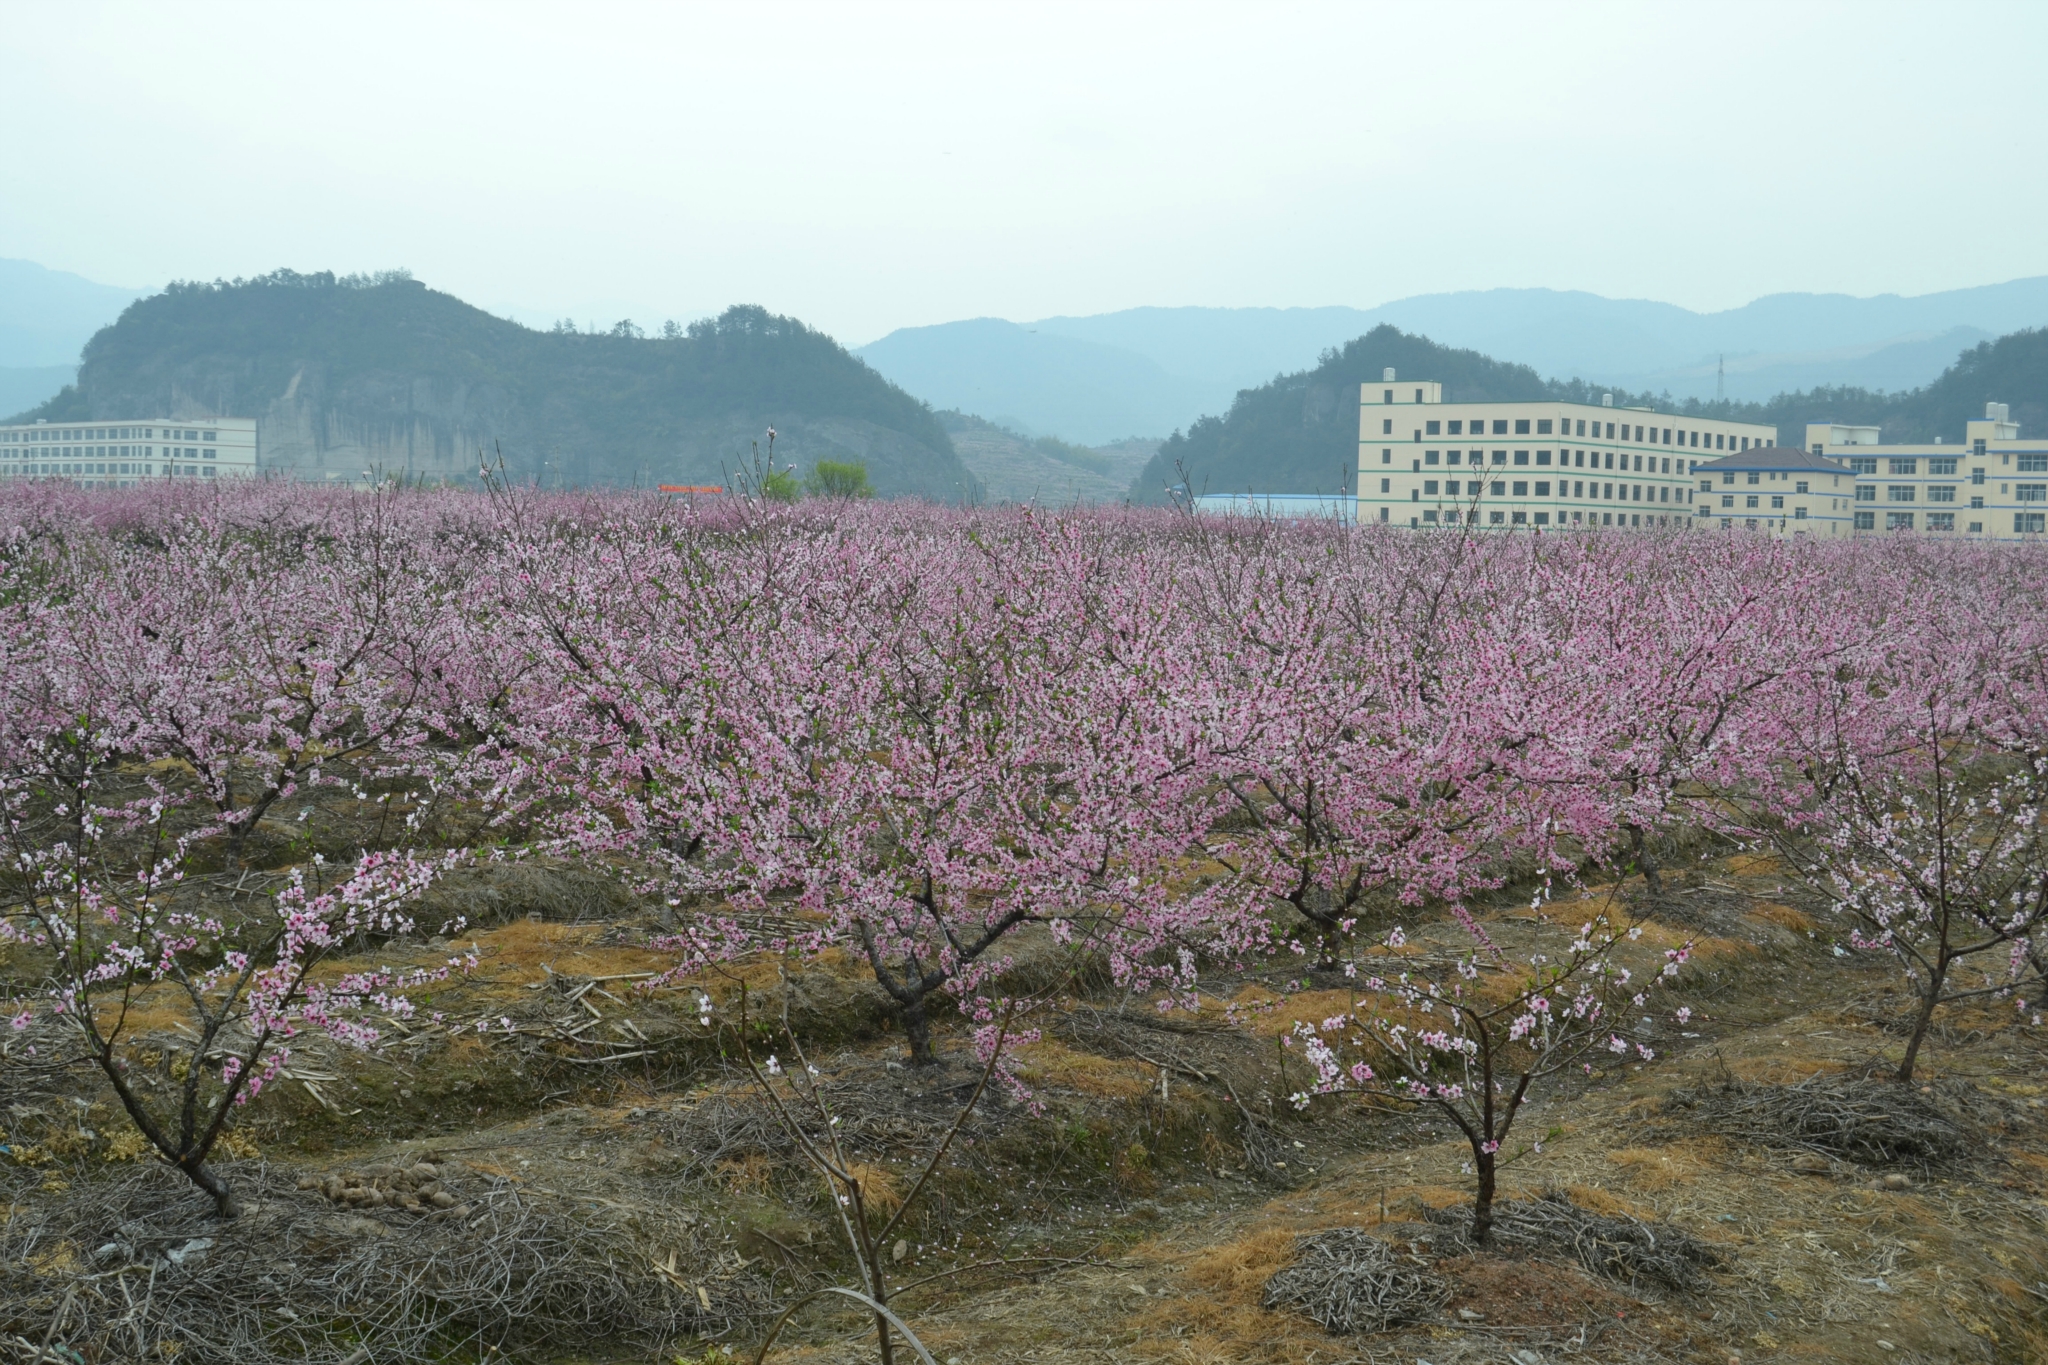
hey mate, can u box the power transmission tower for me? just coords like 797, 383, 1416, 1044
1716, 353, 1725, 403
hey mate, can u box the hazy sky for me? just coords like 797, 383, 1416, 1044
7, 0, 2047, 345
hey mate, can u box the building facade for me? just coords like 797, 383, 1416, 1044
1691, 447, 1857, 536
1357, 373, 1778, 530
1807, 405, 2048, 538
0, 418, 259, 487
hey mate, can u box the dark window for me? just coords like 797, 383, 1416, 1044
1534, 481, 1550, 496
1514, 451, 1529, 466
1491, 481, 1506, 496
1515, 419, 1530, 435
1425, 450, 1440, 465
1423, 481, 1439, 495
1537, 419, 1553, 434
1426, 421, 1441, 435
1447, 420, 1463, 435
1492, 451, 1507, 465
1536, 450, 1551, 466
1493, 420, 1508, 435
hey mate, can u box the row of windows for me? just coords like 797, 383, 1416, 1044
1718, 495, 1853, 511
1414, 418, 1758, 449
1712, 469, 1831, 486
1408, 509, 1681, 529
3, 463, 218, 478
1399, 479, 1686, 504
1840, 457, 1964, 476
1398, 449, 1693, 473
1839, 511, 2025, 532
1, 445, 218, 461
1843, 456, 2048, 478
3, 427, 219, 443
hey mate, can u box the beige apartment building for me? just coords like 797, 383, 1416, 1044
0, 417, 259, 486
1691, 447, 1857, 536
1357, 372, 1778, 530
1807, 404, 2048, 538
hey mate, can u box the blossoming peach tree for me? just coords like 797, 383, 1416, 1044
1284, 905, 1694, 1243
0, 494, 473, 1216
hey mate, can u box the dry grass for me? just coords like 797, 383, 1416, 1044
11, 840, 2047, 1365
1011, 1038, 1155, 1099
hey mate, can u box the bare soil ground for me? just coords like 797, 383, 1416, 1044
5, 846, 2045, 1365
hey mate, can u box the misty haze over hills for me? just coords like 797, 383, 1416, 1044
858, 279, 2048, 443
0, 258, 151, 417
9, 255, 2048, 463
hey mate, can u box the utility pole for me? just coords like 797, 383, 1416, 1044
1716, 354, 1725, 404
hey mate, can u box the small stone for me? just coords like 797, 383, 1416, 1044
412, 1163, 437, 1180
1791, 1152, 1829, 1175
1880, 1173, 1911, 1191
1457, 1307, 1486, 1321
431, 1191, 456, 1208
892, 1238, 908, 1263
296, 1175, 319, 1190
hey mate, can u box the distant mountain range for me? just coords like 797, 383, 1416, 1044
0, 257, 152, 416
17, 270, 982, 501
858, 279, 2048, 443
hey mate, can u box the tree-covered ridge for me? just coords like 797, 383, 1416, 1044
18, 269, 977, 500
1128, 323, 2048, 502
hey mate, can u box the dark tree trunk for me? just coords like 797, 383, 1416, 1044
898, 996, 937, 1067
1629, 824, 1663, 901
1470, 1148, 1497, 1245
1895, 969, 1945, 1084
180, 1155, 241, 1219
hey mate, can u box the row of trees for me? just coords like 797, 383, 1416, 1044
1, 476, 2043, 1229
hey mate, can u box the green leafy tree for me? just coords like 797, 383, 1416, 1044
805, 459, 873, 499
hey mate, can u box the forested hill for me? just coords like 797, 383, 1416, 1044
1126, 325, 1558, 503
1127, 323, 2048, 503
17, 271, 981, 500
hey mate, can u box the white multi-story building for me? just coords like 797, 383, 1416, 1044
0, 417, 258, 487
1357, 372, 1778, 530
1807, 404, 2048, 538
1690, 447, 1858, 537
